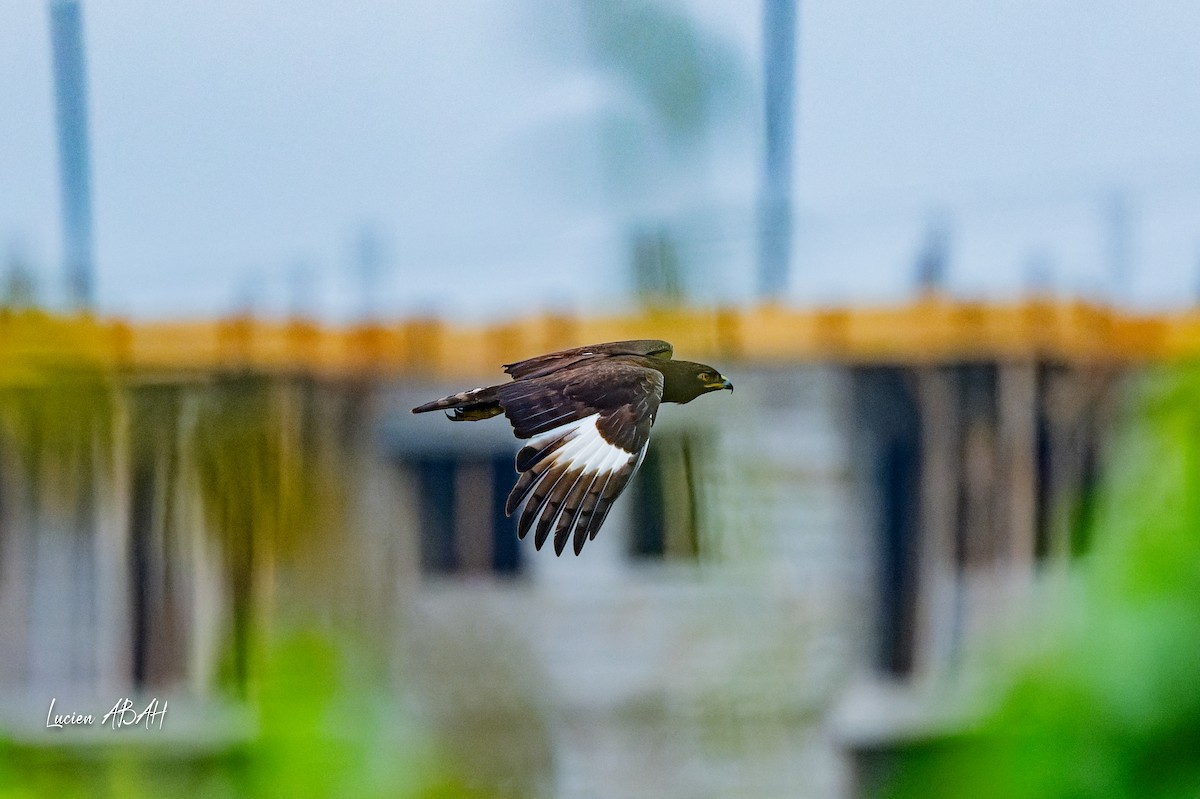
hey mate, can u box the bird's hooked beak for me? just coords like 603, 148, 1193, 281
707, 375, 733, 392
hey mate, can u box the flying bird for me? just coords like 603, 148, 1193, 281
412, 339, 733, 556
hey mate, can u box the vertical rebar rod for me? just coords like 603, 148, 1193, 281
49, 0, 96, 310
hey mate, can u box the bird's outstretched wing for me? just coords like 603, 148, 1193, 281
502, 339, 672, 381
498, 358, 664, 555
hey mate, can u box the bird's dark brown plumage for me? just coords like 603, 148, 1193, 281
412, 339, 732, 555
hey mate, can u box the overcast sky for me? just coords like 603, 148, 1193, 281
3, 1, 1200, 319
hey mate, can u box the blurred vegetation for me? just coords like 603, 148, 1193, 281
188, 375, 343, 692
0, 362, 547, 797
0, 367, 113, 483
0, 632, 496, 799
883, 365, 1200, 799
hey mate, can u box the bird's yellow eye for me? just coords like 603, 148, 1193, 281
698, 372, 712, 382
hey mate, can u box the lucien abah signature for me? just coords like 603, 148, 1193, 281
45, 697, 167, 730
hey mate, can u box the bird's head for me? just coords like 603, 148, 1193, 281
663, 360, 734, 404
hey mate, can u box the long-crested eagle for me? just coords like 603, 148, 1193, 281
411, 339, 733, 556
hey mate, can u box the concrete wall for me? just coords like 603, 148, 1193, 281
0, 358, 1122, 797
389, 365, 876, 799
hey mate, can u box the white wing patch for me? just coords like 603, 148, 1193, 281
526, 414, 630, 468
507, 413, 647, 555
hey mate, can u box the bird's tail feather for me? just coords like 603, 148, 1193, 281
411, 385, 503, 421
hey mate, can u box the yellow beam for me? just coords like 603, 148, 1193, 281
0, 299, 1193, 385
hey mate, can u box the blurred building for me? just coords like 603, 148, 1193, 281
0, 303, 1140, 797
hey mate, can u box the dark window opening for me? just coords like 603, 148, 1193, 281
490, 455, 521, 574
128, 385, 185, 690
877, 432, 921, 677
411, 453, 523, 577
1034, 386, 1054, 561
852, 367, 922, 678
129, 458, 154, 688
629, 448, 665, 557
415, 456, 457, 574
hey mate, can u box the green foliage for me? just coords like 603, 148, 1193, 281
229, 632, 472, 799
0, 368, 518, 798
0, 367, 113, 484
191, 376, 321, 562
0, 633, 483, 799
188, 376, 349, 691
883, 365, 1200, 799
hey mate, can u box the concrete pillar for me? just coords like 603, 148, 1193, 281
914, 366, 959, 676
94, 392, 132, 695
998, 361, 1039, 571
